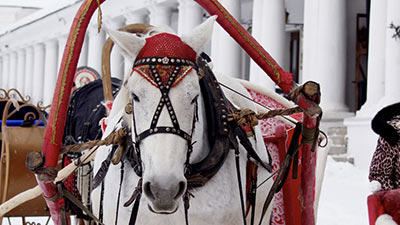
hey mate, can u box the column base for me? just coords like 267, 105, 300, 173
344, 115, 378, 170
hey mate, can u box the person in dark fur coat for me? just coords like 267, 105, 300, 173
370, 102, 400, 190
369, 102, 400, 225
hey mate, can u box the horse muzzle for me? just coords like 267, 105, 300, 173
143, 179, 186, 214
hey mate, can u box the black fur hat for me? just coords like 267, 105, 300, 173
371, 102, 400, 146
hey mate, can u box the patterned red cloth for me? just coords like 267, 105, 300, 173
136, 33, 197, 62
134, 65, 193, 88
247, 89, 304, 225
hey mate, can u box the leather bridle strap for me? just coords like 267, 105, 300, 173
133, 61, 195, 145
136, 126, 191, 143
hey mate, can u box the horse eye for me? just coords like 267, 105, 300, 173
131, 93, 140, 102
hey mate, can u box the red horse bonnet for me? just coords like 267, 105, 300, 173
136, 33, 197, 62
133, 33, 197, 88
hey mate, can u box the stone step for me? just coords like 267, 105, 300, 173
329, 146, 347, 155
330, 135, 347, 146
331, 155, 354, 164
326, 126, 348, 155
327, 126, 347, 136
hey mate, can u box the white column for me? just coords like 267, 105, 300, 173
303, 0, 348, 113
8, 52, 17, 89
358, 0, 387, 115
211, 0, 242, 78
381, 0, 400, 106
178, 0, 203, 35
0, 58, 2, 89
43, 40, 59, 105
16, 49, 26, 92
2, 54, 10, 90
124, 10, 149, 75
249, 0, 286, 90
87, 27, 105, 74
110, 18, 125, 80
24, 46, 34, 100
78, 34, 89, 68
57, 35, 67, 72
149, 5, 173, 27
32, 43, 45, 102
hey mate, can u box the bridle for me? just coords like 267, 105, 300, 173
130, 56, 199, 177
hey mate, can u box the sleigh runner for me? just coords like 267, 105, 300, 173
0, 0, 325, 224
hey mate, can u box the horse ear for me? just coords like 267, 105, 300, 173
181, 15, 217, 55
104, 26, 146, 60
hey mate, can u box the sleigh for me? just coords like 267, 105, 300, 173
368, 189, 400, 225
0, 89, 48, 222
0, 0, 324, 225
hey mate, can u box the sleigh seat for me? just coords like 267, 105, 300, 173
0, 89, 48, 218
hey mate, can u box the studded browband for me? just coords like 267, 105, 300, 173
134, 56, 197, 69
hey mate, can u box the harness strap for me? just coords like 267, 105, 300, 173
92, 145, 118, 189
99, 182, 104, 222
56, 182, 104, 225
127, 178, 143, 225
249, 168, 257, 225
232, 125, 272, 173
136, 126, 192, 143
114, 161, 125, 225
183, 192, 191, 225
148, 64, 181, 129
233, 141, 248, 225
134, 56, 197, 69
128, 192, 142, 225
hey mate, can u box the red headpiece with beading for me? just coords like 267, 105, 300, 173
136, 33, 197, 62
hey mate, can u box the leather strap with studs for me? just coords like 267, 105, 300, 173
134, 56, 197, 69
133, 59, 195, 145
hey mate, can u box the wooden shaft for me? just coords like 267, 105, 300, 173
102, 24, 152, 102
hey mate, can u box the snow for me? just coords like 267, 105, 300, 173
317, 156, 371, 225
1, 156, 373, 225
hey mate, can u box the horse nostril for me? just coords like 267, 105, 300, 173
174, 181, 186, 200
143, 182, 155, 200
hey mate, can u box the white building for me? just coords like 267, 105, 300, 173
0, 0, 398, 171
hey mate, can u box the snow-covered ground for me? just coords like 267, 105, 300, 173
2, 156, 372, 225
317, 156, 371, 225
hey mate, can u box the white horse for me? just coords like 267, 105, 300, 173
91, 16, 273, 225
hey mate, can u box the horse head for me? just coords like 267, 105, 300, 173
105, 16, 216, 214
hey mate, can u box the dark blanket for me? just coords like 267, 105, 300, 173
63, 78, 121, 145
